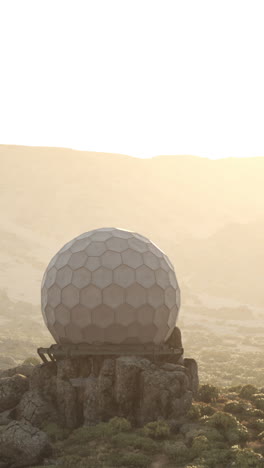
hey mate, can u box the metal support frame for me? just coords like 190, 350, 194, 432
37, 342, 184, 364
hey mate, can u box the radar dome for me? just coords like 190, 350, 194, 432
41, 228, 180, 345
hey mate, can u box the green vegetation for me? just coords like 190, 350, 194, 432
28, 387, 264, 468
22, 355, 41, 366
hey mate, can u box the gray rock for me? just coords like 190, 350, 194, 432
56, 377, 80, 429
0, 364, 34, 379
29, 362, 57, 404
16, 390, 59, 428
0, 407, 16, 426
115, 356, 146, 423
0, 420, 51, 467
184, 358, 199, 394
0, 374, 28, 412
97, 358, 116, 420
83, 375, 99, 426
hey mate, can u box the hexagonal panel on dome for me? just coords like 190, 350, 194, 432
45, 305, 56, 326
140, 323, 159, 342
136, 265, 156, 288
92, 305, 115, 328
122, 249, 143, 268
92, 267, 112, 288
71, 304, 92, 326
113, 229, 134, 239
61, 284, 79, 308
86, 241, 106, 256
101, 251, 122, 269
83, 324, 105, 343
45, 267, 57, 288
165, 287, 176, 309
85, 256, 101, 271
153, 305, 170, 327
125, 283, 147, 308
155, 268, 170, 289
147, 285, 164, 308
103, 284, 124, 308
115, 304, 136, 326
128, 237, 148, 253
47, 284, 61, 308
137, 304, 155, 325
90, 231, 113, 242
104, 324, 125, 344
64, 323, 83, 343
70, 237, 92, 253
80, 285, 102, 308
41, 227, 181, 345
143, 251, 160, 270
113, 265, 135, 288
54, 304, 71, 326
56, 251, 72, 270
68, 252, 87, 270
106, 237, 128, 252
72, 267, 92, 289
56, 266, 73, 288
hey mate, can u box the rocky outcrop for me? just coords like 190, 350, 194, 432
0, 351, 198, 466
0, 364, 35, 380
0, 374, 28, 412
16, 390, 58, 428
0, 420, 51, 468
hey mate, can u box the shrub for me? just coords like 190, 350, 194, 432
230, 445, 264, 467
224, 401, 245, 414
207, 411, 238, 430
255, 398, 264, 411
57, 455, 84, 468
22, 356, 40, 366
191, 435, 209, 457
250, 419, 264, 432
111, 432, 159, 452
107, 452, 151, 467
142, 420, 170, 439
228, 385, 242, 393
206, 411, 248, 443
187, 404, 202, 420
108, 416, 131, 433
163, 440, 189, 461
225, 424, 248, 444
201, 448, 232, 467
200, 405, 215, 416
41, 422, 70, 442
239, 384, 258, 400
66, 422, 113, 445
244, 408, 264, 418
198, 384, 219, 403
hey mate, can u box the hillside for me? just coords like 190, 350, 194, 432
1, 145, 264, 309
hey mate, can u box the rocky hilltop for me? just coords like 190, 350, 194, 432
0, 353, 198, 468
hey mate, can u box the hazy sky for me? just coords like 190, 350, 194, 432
1, 0, 263, 159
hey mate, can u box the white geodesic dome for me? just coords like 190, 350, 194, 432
41, 228, 180, 345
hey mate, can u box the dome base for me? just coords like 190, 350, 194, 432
37, 339, 183, 364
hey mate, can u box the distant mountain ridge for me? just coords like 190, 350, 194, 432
0, 145, 264, 307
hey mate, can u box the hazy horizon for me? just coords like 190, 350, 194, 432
1, 143, 264, 160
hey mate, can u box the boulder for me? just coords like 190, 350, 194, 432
0, 374, 28, 412
0, 364, 35, 380
56, 377, 81, 429
29, 362, 57, 404
0, 407, 16, 426
184, 358, 199, 394
15, 390, 59, 428
115, 356, 149, 424
0, 420, 51, 467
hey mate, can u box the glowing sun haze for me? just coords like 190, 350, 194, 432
1, 0, 263, 159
